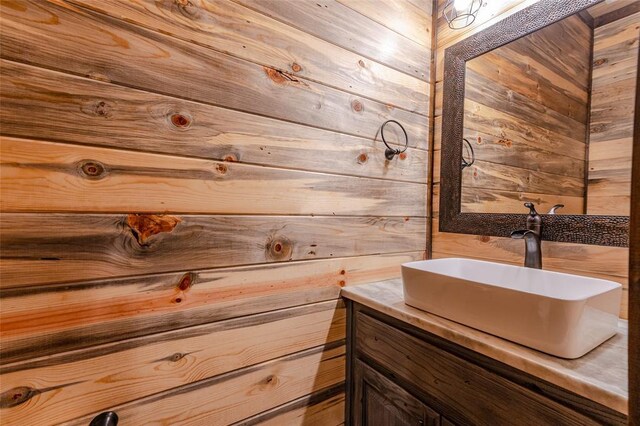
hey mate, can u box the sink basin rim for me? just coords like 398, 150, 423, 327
402, 258, 622, 302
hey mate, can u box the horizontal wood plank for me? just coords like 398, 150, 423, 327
0, 137, 427, 215
336, 0, 432, 48
66, 0, 429, 115
68, 344, 345, 426
461, 128, 585, 178
465, 60, 588, 135
234, 0, 430, 80
461, 160, 585, 197
0, 0, 429, 144
464, 99, 586, 161
0, 214, 426, 287
461, 187, 584, 215
235, 387, 345, 425
1, 301, 344, 425
465, 68, 587, 143
0, 251, 423, 362
0, 59, 427, 181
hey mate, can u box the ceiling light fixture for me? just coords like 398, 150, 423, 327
443, 0, 484, 29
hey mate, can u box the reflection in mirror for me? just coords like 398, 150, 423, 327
460, 2, 638, 215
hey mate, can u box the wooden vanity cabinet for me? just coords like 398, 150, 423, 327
346, 301, 627, 426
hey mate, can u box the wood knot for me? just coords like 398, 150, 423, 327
496, 139, 512, 148
216, 163, 228, 174
170, 352, 185, 362
340, 269, 346, 275
339, 280, 346, 287
399, 152, 407, 160
262, 375, 279, 387
223, 154, 238, 162
177, 273, 194, 291
93, 100, 113, 117
593, 58, 607, 66
0, 387, 38, 408
127, 214, 181, 246
263, 66, 307, 86
358, 59, 366, 68
291, 62, 303, 72
351, 99, 363, 113
266, 237, 293, 261
170, 113, 192, 129
86, 71, 110, 82
357, 153, 368, 164
78, 160, 107, 179
479, 236, 490, 243
477, 136, 482, 144
174, 0, 200, 17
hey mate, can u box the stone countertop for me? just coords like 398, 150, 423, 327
341, 279, 628, 415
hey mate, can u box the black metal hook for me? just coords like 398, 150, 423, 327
461, 138, 475, 170
380, 120, 409, 160
90, 411, 118, 426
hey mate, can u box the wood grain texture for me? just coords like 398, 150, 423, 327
0, 59, 429, 180
587, 12, 639, 215
336, 0, 432, 48
353, 359, 440, 426
461, 13, 590, 214
0, 0, 429, 143
0, 0, 432, 422
67, 344, 345, 426
234, 0, 430, 80
66, 0, 429, 115
0, 301, 344, 425
235, 386, 345, 425
0, 214, 426, 288
1, 251, 423, 363
355, 312, 605, 425
0, 136, 426, 216
344, 298, 628, 423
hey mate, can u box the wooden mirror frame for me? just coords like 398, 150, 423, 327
439, 0, 629, 247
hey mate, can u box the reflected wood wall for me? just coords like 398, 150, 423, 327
432, 0, 630, 319
587, 11, 640, 215
0, 0, 432, 424
461, 14, 591, 215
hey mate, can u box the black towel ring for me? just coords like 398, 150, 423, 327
380, 120, 409, 160
461, 138, 475, 170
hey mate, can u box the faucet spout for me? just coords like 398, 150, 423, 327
510, 230, 542, 269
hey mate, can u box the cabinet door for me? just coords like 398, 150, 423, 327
354, 359, 440, 426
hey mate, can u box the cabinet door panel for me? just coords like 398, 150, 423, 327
355, 312, 601, 425
354, 359, 440, 426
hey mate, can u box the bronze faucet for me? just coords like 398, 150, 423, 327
510, 202, 542, 269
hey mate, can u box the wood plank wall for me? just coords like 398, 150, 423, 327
587, 11, 640, 215
0, 1, 433, 424
461, 14, 591, 215
432, 0, 630, 319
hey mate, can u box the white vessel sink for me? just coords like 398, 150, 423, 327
402, 258, 622, 359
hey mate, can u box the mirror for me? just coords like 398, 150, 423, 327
460, 1, 637, 215
439, 0, 634, 246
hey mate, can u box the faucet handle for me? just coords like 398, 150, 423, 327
510, 229, 534, 239
547, 204, 564, 214
523, 202, 538, 216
